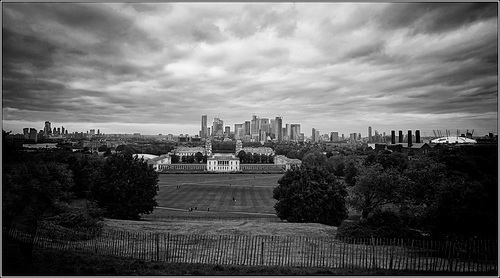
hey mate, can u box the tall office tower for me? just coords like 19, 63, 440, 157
97, 129, 100, 135
349, 133, 357, 142
415, 130, 421, 143
234, 124, 243, 139
316, 130, 320, 142
244, 121, 251, 135
368, 126, 372, 142
383, 132, 386, 142
391, 130, 396, 144
23, 128, 29, 139
62, 126, 65, 135
57, 127, 61, 135
286, 124, 291, 139
53, 127, 57, 135
201, 115, 208, 138
374, 130, 379, 143
90, 129, 95, 135
275, 117, 283, 142
212, 118, 224, 137
29, 128, 37, 142
408, 130, 413, 147
290, 124, 301, 141
358, 133, 361, 140
65, 130, 68, 135
208, 127, 211, 137
44, 121, 51, 136
224, 126, 230, 137
330, 132, 339, 142
250, 115, 259, 137
399, 130, 403, 143
270, 119, 276, 139
312, 128, 316, 142
260, 118, 270, 134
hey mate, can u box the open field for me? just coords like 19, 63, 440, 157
154, 174, 282, 216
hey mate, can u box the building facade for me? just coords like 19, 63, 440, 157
207, 155, 240, 172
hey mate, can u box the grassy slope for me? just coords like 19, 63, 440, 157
103, 218, 338, 237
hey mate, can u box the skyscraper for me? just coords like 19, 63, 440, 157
29, 128, 37, 142
244, 121, 251, 136
44, 121, 51, 136
330, 132, 339, 142
312, 128, 316, 142
212, 117, 223, 137
275, 117, 283, 142
201, 115, 208, 138
290, 124, 301, 141
23, 128, 29, 139
368, 126, 372, 142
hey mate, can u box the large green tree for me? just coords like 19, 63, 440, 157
349, 164, 408, 219
90, 154, 159, 220
273, 166, 348, 226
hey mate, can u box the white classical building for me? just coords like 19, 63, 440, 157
207, 154, 240, 172
133, 154, 171, 171
274, 155, 302, 171
235, 140, 274, 155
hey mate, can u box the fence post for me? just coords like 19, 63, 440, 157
261, 238, 265, 265
156, 233, 160, 262
371, 236, 377, 269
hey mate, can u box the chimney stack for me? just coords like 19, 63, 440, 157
408, 130, 412, 148
391, 130, 396, 144
415, 130, 420, 143
399, 130, 403, 143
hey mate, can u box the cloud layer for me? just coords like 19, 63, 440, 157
3, 3, 497, 136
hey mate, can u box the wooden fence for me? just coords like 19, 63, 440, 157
7, 224, 497, 273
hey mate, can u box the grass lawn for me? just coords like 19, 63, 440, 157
154, 173, 282, 215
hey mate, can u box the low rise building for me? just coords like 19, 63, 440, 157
207, 155, 240, 172
274, 155, 302, 171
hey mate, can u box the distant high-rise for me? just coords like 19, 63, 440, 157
330, 132, 339, 142
29, 128, 37, 142
391, 130, 396, 144
23, 128, 29, 139
44, 121, 51, 136
212, 117, 223, 137
201, 115, 208, 138
224, 126, 230, 137
90, 129, 95, 135
57, 127, 61, 135
244, 121, 251, 136
415, 130, 421, 143
53, 127, 57, 135
399, 130, 403, 143
312, 128, 316, 142
408, 130, 413, 147
368, 126, 372, 142
62, 126, 65, 135
275, 117, 283, 142
290, 124, 301, 141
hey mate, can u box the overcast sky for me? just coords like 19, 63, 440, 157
3, 3, 498, 137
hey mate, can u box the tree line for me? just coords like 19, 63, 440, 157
273, 145, 497, 240
3, 131, 159, 233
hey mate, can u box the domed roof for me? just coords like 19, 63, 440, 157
430, 136, 476, 144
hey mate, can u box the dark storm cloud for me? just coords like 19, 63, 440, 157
2, 28, 57, 70
376, 3, 497, 34
2, 3, 497, 135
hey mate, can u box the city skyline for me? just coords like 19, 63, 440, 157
3, 3, 498, 136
